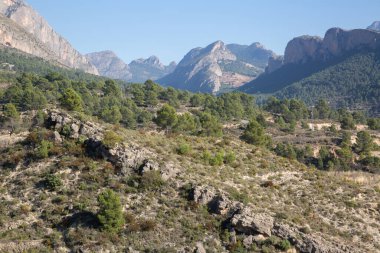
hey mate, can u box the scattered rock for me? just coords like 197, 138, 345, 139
243, 235, 254, 247
190, 186, 217, 205
53, 131, 62, 143
231, 208, 274, 236
194, 242, 206, 253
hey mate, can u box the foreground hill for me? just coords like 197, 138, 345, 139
157, 41, 275, 94
239, 27, 380, 114
0, 0, 98, 75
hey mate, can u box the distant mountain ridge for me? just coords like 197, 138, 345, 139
0, 0, 98, 75
85, 51, 176, 83
238, 24, 380, 114
157, 40, 275, 93
368, 21, 380, 31
240, 27, 380, 94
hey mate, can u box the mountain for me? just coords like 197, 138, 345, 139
368, 21, 380, 31
157, 40, 275, 93
85, 52, 176, 83
239, 27, 380, 113
129, 56, 177, 82
85, 51, 132, 81
0, 0, 98, 75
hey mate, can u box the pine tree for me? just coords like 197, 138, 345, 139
97, 189, 125, 233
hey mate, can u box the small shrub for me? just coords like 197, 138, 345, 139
224, 151, 236, 164
44, 174, 62, 191
140, 170, 165, 191
102, 131, 123, 149
176, 143, 191, 155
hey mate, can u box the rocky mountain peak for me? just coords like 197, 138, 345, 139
367, 21, 380, 32
207, 40, 226, 52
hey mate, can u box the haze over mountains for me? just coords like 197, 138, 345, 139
85, 51, 177, 83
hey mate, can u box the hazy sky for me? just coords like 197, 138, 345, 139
28, 0, 379, 64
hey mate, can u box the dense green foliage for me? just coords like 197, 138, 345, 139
97, 189, 125, 233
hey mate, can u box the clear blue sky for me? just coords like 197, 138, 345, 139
27, 0, 379, 65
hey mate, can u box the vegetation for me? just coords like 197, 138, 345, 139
97, 189, 125, 233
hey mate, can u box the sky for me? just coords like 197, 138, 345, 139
27, 0, 380, 65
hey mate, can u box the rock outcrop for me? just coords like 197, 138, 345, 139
129, 56, 177, 82
283, 28, 380, 65
0, 0, 98, 75
157, 40, 275, 93
230, 208, 274, 236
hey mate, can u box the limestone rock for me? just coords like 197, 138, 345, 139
158, 40, 275, 94
230, 208, 274, 236
194, 242, 206, 253
0, 0, 98, 74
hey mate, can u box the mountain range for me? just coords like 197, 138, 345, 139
239, 26, 380, 114
85, 51, 177, 83
157, 41, 275, 93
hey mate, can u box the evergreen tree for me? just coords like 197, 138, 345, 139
97, 189, 125, 233
61, 88, 83, 111
241, 120, 268, 147
155, 104, 178, 131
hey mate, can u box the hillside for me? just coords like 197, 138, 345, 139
0, 54, 379, 251
239, 27, 380, 114
157, 41, 275, 94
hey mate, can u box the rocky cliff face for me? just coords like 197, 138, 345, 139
158, 40, 274, 93
0, 0, 98, 75
368, 21, 380, 32
86, 52, 176, 83
283, 28, 380, 65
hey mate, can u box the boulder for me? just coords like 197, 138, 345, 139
53, 131, 62, 143
194, 242, 206, 253
190, 186, 217, 205
230, 208, 274, 236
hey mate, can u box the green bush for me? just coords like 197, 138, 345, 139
97, 189, 125, 233
139, 170, 165, 191
102, 131, 123, 149
44, 174, 62, 191
176, 143, 192, 155
35, 140, 52, 159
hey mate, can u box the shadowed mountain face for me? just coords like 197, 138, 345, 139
0, 0, 99, 75
238, 26, 380, 114
85, 52, 176, 83
240, 27, 380, 94
157, 40, 275, 94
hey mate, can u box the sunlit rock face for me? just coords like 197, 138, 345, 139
0, 0, 99, 74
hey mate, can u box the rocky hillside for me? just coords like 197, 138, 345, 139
239, 27, 380, 113
157, 41, 275, 94
0, 0, 98, 75
368, 21, 380, 31
86, 51, 176, 83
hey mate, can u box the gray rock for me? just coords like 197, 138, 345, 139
231, 208, 274, 236
243, 235, 254, 247
194, 242, 206, 253
53, 131, 62, 143
0, 1, 98, 75
190, 185, 217, 205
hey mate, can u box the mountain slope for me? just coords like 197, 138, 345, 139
0, 0, 98, 75
157, 41, 275, 93
239, 27, 380, 113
